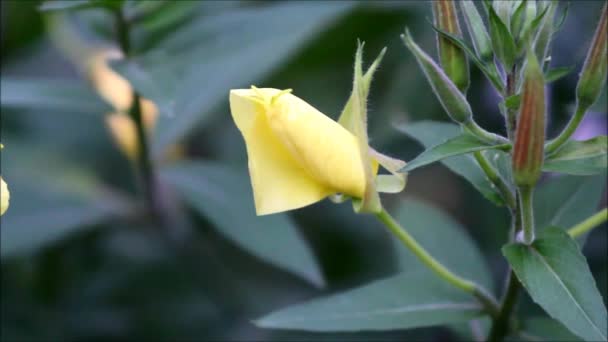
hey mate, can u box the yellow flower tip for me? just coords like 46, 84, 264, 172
1, 176, 9, 216
87, 48, 133, 112
229, 88, 368, 216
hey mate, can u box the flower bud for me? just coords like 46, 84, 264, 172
534, 1, 558, 65
576, 3, 607, 111
432, 0, 470, 92
401, 29, 473, 124
512, 51, 546, 187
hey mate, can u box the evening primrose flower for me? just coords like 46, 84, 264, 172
86, 48, 159, 161
230, 44, 405, 216
1, 144, 8, 216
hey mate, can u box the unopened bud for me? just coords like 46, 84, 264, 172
513, 51, 546, 187
401, 29, 473, 124
432, 0, 470, 92
576, 3, 607, 111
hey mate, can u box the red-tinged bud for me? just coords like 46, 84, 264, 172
513, 51, 546, 187
576, 3, 607, 111
432, 0, 470, 93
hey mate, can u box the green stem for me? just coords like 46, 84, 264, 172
375, 209, 499, 316
473, 151, 516, 208
463, 120, 511, 145
568, 208, 608, 238
114, 7, 158, 214
504, 67, 518, 141
487, 270, 521, 342
545, 104, 587, 154
518, 186, 535, 244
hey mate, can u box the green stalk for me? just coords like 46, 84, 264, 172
568, 208, 608, 238
463, 119, 510, 145
545, 105, 587, 154
487, 270, 520, 342
375, 209, 499, 316
114, 8, 158, 214
473, 151, 516, 208
518, 186, 535, 244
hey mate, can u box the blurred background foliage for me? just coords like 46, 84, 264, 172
0, 0, 606, 341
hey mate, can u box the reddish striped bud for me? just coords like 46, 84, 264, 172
513, 51, 546, 187
432, 0, 470, 93
576, 3, 607, 111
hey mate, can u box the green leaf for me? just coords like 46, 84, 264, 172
460, 0, 493, 61
402, 134, 510, 172
255, 270, 485, 331
544, 66, 574, 83
39, 0, 122, 12
503, 227, 607, 341
0, 77, 111, 114
504, 94, 521, 109
393, 199, 494, 292
543, 136, 607, 175
118, 2, 355, 158
535, 175, 607, 231
488, 4, 518, 68
519, 317, 582, 341
160, 161, 324, 287
396, 121, 506, 206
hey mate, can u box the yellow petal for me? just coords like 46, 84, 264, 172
230, 88, 367, 215
1, 176, 9, 216
87, 48, 133, 112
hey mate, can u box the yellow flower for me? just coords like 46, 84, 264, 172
86, 48, 169, 162
231, 88, 370, 215
0, 176, 8, 216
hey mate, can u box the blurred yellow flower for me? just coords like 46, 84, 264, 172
86, 48, 160, 161
231, 87, 369, 215
0, 176, 8, 216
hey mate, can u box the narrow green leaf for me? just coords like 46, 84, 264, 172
160, 161, 324, 287
544, 66, 574, 83
396, 121, 506, 206
535, 175, 607, 234
393, 199, 494, 291
504, 94, 521, 109
543, 136, 607, 175
460, 0, 493, 61
402, 134, 510, 172
39, 0, 122, 12
0, 77, 111, 114
503, 227, 607, 341
255, 270, 485, 331
488, 4, 518, 68
510, 0, 528, 39
430, 25, 504, 91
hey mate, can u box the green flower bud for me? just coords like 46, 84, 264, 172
513, 51, 546, 187
401, 29, 473, 124
432, 0, 470, 93
534, 1, 558, 66
576, 3, 607, 111
493, 0, 513, 28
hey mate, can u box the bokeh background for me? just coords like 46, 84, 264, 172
1, 1, 606, 341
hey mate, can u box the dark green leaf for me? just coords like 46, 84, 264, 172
39, 0, 122, 12
535, 175, 607, 231
519, 317, 582, 341
393, 199, 494, 292
402, 134, 510, 172
543, 136, 607, 175
510, 0, 528, 39
396, 121, 505, 206
544, 66, 574, 83
460, 0, 493, 61
488, 4, 518, 68
160, 161, 324, 287
0, 77, 111, 114
255, 270, 485, 331
503, 227, 607, 341
554, 2, 570, 33
504, 94, 521, 109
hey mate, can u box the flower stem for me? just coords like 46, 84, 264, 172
518, 186, 535, 244
463, 120, 510, 145
473, 151, 516, 208
114, 7, 158, 215
568, 208, 608, 238
487, 270, 520, 342
545, 104, 587, 154
374, 209, 499, 316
